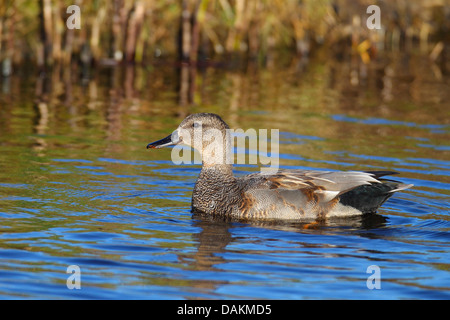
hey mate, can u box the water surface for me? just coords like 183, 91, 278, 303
0, 52, 449, 299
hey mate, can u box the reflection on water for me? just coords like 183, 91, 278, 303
0, 49, 449, 299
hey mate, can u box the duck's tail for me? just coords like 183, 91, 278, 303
339, 171, 413, 214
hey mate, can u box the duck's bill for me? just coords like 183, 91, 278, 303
146, 132, 181, 149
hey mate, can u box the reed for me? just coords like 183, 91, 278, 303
0, 0, 447, 74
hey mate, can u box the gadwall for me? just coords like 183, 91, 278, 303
147, 113, 413, 221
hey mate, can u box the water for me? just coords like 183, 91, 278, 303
0, 51, 449, 299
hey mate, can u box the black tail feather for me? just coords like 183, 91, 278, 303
340, 171, 412, 214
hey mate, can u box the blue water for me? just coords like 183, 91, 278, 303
0, 56, 449, 299
0, 146, 448, 299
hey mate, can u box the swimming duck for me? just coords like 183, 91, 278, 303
147, 113, 412, 221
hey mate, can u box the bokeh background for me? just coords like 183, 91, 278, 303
1, 0, 449, 71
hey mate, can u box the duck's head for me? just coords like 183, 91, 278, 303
147, 113, 232, 165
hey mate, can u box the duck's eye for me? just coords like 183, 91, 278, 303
193, 122, 200, 128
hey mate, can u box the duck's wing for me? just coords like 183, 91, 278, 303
245, 169, 412, 203
265, 170, 382, 199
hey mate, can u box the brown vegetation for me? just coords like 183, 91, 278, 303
0, 0, 448, 75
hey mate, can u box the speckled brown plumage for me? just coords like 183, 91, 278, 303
147, 113, 413, 221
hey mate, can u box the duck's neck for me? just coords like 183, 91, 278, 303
199, 132, 233, 168
192, 164, 240, 215
191, 131, 242, 214
199, 163, 234, 179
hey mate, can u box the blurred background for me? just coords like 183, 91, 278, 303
1, 0, 449, 71
0, 0, 448, 116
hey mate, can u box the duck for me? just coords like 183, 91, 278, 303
147, 113, 413, 221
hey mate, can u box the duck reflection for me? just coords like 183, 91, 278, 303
185, 212, 388, 273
